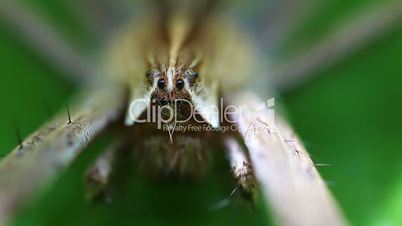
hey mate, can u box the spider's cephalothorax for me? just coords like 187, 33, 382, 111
106, 1, 257, 179
146, 65, 200, 124
119, 9, 223, 129
131, 61, 220, 176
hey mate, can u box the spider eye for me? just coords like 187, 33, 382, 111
145, 70, 153, 78
157, 79, 166, 89
176, 79, 185, 90
191, 72, 199, 78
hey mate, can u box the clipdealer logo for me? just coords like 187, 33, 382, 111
128, 97, 275, 132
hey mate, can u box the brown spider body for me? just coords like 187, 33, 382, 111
105, 1, 259, 183
132, 109, 221, 178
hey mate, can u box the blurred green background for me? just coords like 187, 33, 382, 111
0, 1, 402, 226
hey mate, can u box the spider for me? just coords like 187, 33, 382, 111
0, 0, 398, 225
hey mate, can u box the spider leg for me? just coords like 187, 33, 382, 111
0, 1, 95, 85
259, 0, 316, 52
271, 0, 402, 93
224, 137, 256, 199
68, 0, 134, 41
229, 91, 348, 226
0, 83, 126, 226
85, 138, 128, 201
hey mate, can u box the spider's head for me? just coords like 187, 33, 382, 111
126, 59, 219, 128
145, 65, 200, 123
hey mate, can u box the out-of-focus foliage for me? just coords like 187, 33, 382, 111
0, 1, 401, 226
